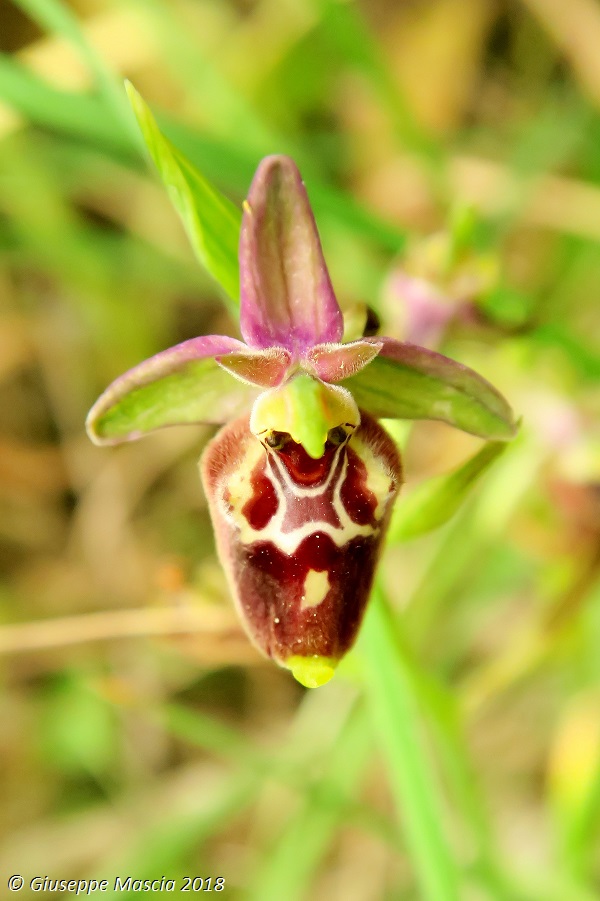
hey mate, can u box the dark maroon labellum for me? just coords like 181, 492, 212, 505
201, 412, 401, 686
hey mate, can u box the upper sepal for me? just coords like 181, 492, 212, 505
341, 337, 518, 440
86, 335, 259, 445
239, 155, 343, 353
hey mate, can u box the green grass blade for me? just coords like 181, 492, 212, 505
0, 55, 131, 155
245, 701, 373, 901
126, 83, 241, 308
359, 585, 462, 901
388, 440, 508, 542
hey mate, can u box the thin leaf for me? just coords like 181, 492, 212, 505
0, 60, 406, 255
343, 338, 518, 440
388, 440, 508, 542
359, 586, 462, 901
125, 82, 242, 308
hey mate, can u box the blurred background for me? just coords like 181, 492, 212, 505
0, 0, 599, 898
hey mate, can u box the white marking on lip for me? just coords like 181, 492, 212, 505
222, 429, 395, 556
300, 570, 330, 610
225, 440, 264, 513
351, 433, 394, 520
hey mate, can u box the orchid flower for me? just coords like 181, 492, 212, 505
87, 146, 516, 689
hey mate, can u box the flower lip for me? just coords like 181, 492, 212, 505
263, 435, 344, 486
239, 155, 344, 353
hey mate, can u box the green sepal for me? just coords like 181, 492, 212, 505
87, 356, 258, 445
342, 339, 517, 441
125, 82, 241, 306
388, 440, 508, 542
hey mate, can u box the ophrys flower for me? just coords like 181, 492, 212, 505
87, 153, 516, 687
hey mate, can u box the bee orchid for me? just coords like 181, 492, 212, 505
87, 155, 516, 687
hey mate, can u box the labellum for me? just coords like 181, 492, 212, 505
201, 405, 401, 688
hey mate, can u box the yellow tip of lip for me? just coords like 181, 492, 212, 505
286, 655, 337, 688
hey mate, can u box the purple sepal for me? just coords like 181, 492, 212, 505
239, 155, 343, 354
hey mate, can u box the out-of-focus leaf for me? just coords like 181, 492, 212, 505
38, 675, 116, 776
0, 57, 131, 155
11, 0, 138, 145
126, 82, 242, 307
359, 587, 462, 901
388, 440, 508, 542
343, 338, 518, 440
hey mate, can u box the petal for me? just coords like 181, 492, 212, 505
249, 374, 360, 459
239, 155, 343, 352
216, 346, 292, 387
303, 339, 382, 382
341, 337, 518, 440
86, 336, 259, 445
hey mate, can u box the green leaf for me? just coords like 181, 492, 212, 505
388, 440, 508, 542
125, 82, 242, 307
342, 339, 518, 440
359, 587, 462, 901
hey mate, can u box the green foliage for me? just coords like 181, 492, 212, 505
126, 83, 242, 310
389, 440, 508, 541
1, 1, 600, 899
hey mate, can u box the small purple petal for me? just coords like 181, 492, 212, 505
303, 340, 383, 383
239, 155, 343, 353
216, 346, 292, 387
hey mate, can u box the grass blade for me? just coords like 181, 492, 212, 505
126, 82, 241, 309
359, 585, 462, 901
